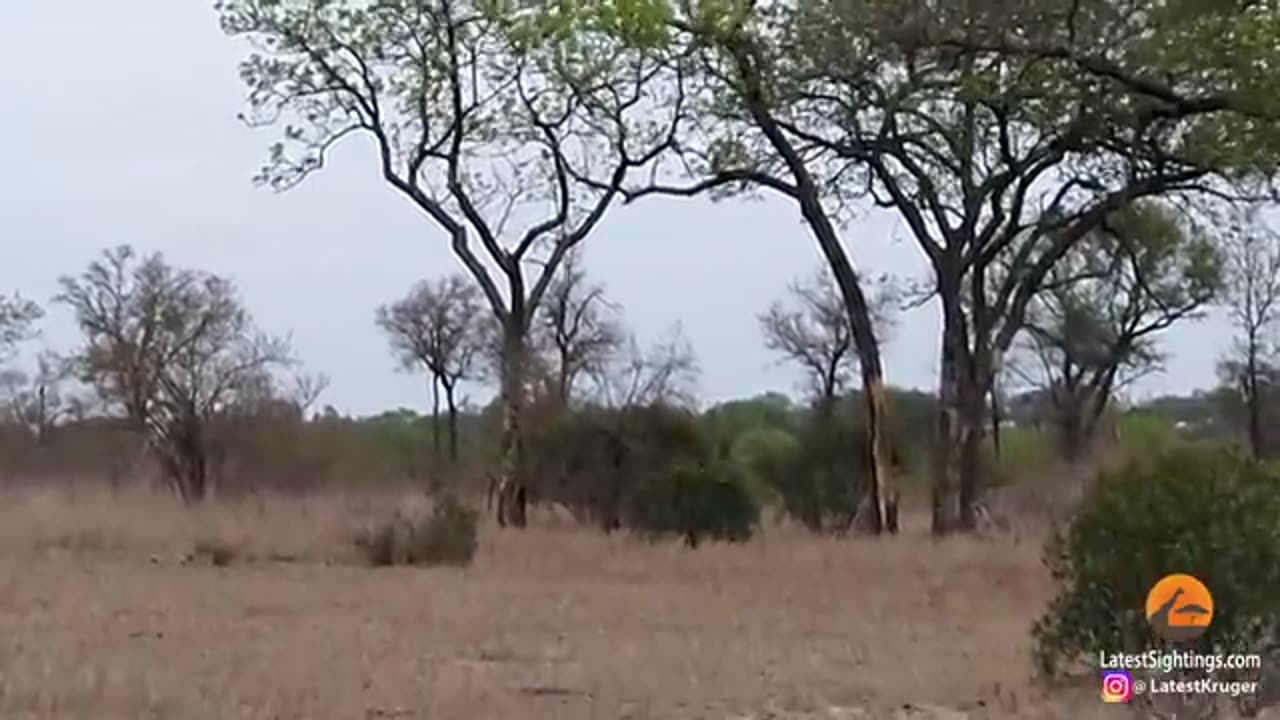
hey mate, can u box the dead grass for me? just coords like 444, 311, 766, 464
0, 484, 1203, 719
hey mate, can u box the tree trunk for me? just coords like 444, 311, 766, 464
1058, 399, 1088, 464
445, 383, 459, 463
815, 243, 890, 536
730, 60, 890, 537
1247, 350, 1263, 460
496, 322, 529, 528
167, 421, 209, 505
955, 387, 985, 531
932, 321, 962, 535
860, 373, 888, 534
431, 376, 441, 461
989, 380, 1002, 459
557, 360, 571, 408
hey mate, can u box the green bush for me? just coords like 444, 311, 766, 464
357, 494, 478, 567
727, 426, 795, 506
624, 457, 761, 547
1032, 444, 1280, 688
767, 417, 865, 532
523, 403, 762, 545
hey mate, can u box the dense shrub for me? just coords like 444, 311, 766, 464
624, 457, 761, 547
357, 494, 478, 567
1032, 444, 1280, 707
522, 407, 630, 528
524, 403, 761, 545
766, 410, 893, 533
727, 426, 795, 506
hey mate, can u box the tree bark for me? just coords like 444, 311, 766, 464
955, 385, 986, 531
1057, 398, 1088, 464
496, 321, 529, 528
989, 381, 1002, 460
932, 305, 963, 535
445, 382, 459, 463
431, 376, 441, 460
810, 224, 890, 536
1246, 347, 1263, 460
165, 420, 209, 505
860, 373, 889, 534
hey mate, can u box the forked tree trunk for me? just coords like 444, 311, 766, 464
935, 299, 998, 534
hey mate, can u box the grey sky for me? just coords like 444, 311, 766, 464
0, 1, 1234, 417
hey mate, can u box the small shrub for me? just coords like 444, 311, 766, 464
1032, 443, 1280, 704
357, 494, 478, 567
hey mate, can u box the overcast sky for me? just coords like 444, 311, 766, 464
0, 1, 1236, 417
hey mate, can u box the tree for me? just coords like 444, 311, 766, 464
1015, 201, 1222, 462
0, 350, 81, 443
589, 324, 700, 411
759, 267, 896, 417
1219, 211, 1280, 459
290, 371, 331, 418
56, 245, 293, 502
535, 248, 623, 407
218, 0, 687, 528
0, 293, 41, 363
376, 274, 484, 464
592, 4, 899, 534
0, 292, 55, 440
736, 0, 1280, 533
580, 323, 701, 531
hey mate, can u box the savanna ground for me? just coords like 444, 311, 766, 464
0, 480, 1192, 720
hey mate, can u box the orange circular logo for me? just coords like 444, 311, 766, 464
1145, 573, 1213, 642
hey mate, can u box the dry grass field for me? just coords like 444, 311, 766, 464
0, 484, 1225, 719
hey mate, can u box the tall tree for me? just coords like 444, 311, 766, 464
582, 3, 900, 534
1015, 201, 1222, 462
56, 246, 293, 502
218, 0, 687, 527
743, 0, 1280, 532
1219, 211, 1280, 459
376, 274, 484, 463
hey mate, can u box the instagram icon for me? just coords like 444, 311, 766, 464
1101, 670, 1134, 703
